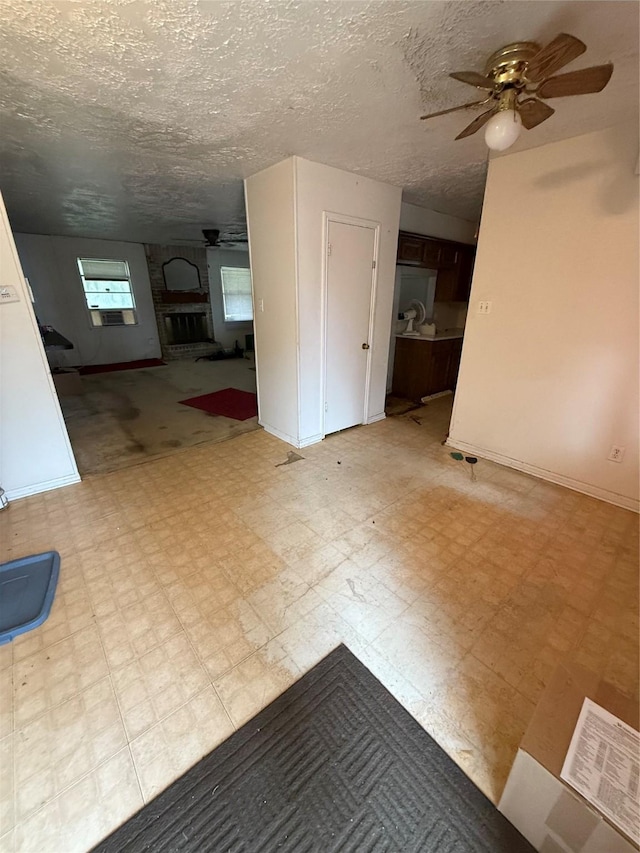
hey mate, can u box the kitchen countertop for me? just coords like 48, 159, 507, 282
395, 327, 465, 342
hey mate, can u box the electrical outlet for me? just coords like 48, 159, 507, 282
477, 300, 492, 314
608, 445, 625, 463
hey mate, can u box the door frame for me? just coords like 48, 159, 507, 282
320, 211, 381, 439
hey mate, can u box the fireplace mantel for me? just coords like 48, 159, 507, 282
160, 291, 209, 304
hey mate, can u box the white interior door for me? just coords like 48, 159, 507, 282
324, 219, 376, 435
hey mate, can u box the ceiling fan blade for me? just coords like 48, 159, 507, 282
526, 33, 587, 82
537, 63, 613, 98
455, 107, 498, 140
518, 98, 555, 129
449, 71, 495, 90
420, 98, 490, 120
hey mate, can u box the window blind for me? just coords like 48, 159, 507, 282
220, 267, 253, 322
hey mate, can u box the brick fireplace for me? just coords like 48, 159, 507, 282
145, 243, 218, 360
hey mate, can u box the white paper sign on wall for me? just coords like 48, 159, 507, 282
0, 285, 20, 304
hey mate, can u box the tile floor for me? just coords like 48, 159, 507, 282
0, 396, 638, 852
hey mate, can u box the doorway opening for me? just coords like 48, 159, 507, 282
19, 230, 259, 478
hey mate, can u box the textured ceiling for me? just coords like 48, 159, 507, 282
0, 1, 637, 243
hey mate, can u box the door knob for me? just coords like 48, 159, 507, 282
361, 343, 370, 350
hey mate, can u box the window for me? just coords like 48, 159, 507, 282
220, 266, 253, 322
77, 258, 137, 326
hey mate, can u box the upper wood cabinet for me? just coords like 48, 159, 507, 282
439, 243, 458, 269
433, 243, 476, 302
455, 245, 475, 301
397, 232, 475, 297
397, 234, 427, 264
422, 239, 442, 267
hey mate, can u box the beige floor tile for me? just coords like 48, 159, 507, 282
286, 542, 346, 585
220, 542, 286, 594
82, 551, 160, 619
0, 669, 13, 741
213, 648, 299, 728
13, 677, 126, 823
314, 561, 410, 643
130, 686, 234, 802
259, 520, 324, 564
0, 735, 14, 838
350, 641, 428, 717
164, 567, 241, 623
13, 748, 142, 853
372, 622, 458, 701
184, 597, 273, 681
111, 632, 209, 740
273, 603, 359, 673
0, 645, 12, 674
96, 590, 182, 670
247, 571, 323, 635
11, 574, 93, 666
0, 394, 636, 852
12, 627, 108, 730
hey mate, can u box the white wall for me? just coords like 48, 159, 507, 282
14, 234, 161, 367
206, 247, 253, 349
0, 194, 79, 500
399, 201, 476, 244
449, 123, 639, 511
244, 159, 299, 444
295, 157, 402, 442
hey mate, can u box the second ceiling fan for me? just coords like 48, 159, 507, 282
421, 33, 614, 150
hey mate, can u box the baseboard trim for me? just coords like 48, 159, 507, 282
261, 423, 323, 450
6, 472, 81, 502
298, 433, 323, 448
366, 412, 386, 424
420, 390, 453, 404
445, 437, 639, 512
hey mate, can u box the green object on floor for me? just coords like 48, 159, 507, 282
450, 452, 464, 461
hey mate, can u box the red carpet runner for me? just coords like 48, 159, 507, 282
179, 387, 258, 421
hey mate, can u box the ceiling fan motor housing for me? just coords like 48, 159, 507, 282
485, 42, 541, 88
202, 229, 220, 245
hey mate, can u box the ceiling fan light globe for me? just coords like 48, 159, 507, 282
484, 109, 522, 151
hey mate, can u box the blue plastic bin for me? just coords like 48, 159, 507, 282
0, 551, 60, 644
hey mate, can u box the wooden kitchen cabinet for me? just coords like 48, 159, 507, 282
428, 341, 452, 394
397, 231, 464, 271
422, 239, 442, 267
392, 337, 433, 399
455, 246, 475, 301
397, 234, 426, 264
392, 336, 463, 400
447, 338, 463, 389
434, 244, 476, 302
397, 231, 475, 299
439, 243, 458, 268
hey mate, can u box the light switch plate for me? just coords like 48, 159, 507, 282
0, 286, 20, 304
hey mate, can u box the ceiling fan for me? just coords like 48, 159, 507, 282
201, 229, 249, 248
420, 34, 613, 151
170, 229, 249, 247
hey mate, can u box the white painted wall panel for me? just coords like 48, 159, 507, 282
399, 202, 476, 244
14, 234, 160, 367
449, 123, 639, 510
244, 159, 299, 444
0, 194, 79, 500
206, 247, 253, 350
